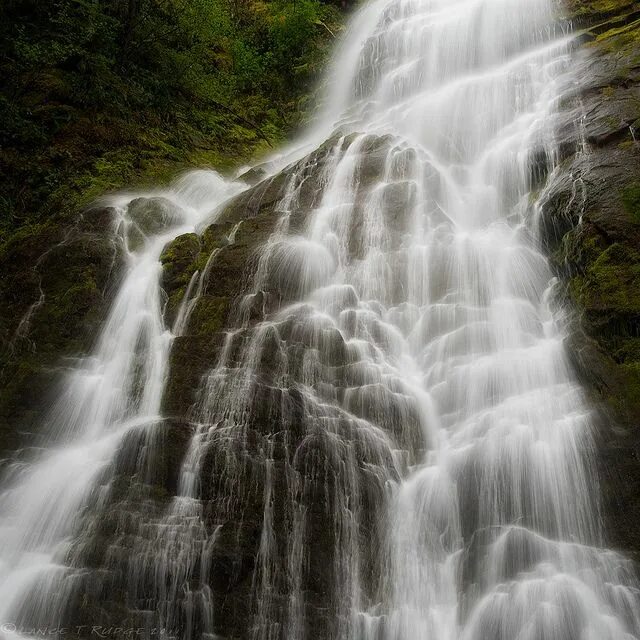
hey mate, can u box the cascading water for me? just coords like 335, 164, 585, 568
1, 0, 640, 638
0, 174, 244, 636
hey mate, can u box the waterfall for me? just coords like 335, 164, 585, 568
1, 0, 639, 638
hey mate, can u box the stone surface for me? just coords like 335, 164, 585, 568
544, 0, 640, 561
0, 206, 122, 454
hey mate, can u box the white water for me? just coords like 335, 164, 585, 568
1, 0, 640, 638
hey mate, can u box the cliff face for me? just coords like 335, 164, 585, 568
545, 0, 640, 559
0, 210, 122, 454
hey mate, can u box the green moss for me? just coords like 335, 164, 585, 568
160, 233, 200, 278
571, 243, 640, 311
566, 237, 640, 421
189, 296, 232, 338
596, 17, 640, 42
164, 286, 187, 326
591, 15, 640, 62
558, 225, 605, 273
0, 222, 47, 255
615, 338, 640, 363
622, 183, 640, 224
604, 358, 640, 420
567, 0, 635, 16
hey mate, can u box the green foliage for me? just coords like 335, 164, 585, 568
0, 0, 345, 237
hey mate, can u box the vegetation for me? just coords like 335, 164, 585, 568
0, 0, 345, 237
564, 0, 637, 21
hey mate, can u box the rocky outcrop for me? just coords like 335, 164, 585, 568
545, 1, 640, 560
0, 207, 122, 454
46, 133, 406, 639
160, 133, 395, 420
155, 133, 401, 638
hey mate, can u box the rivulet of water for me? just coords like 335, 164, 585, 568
1, 0, 639, 638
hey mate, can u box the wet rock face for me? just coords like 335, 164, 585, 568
128, 197, 184, 235
544, 2, 640, 560
40, 133, 407, 639
160, 133, 407, 419
0, 207, 122, 454
150, 133, 408, 638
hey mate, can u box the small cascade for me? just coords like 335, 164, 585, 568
0, 173, 243, 637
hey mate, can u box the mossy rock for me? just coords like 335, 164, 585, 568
124, 196, 186, 251
0, 209, 122, 454
540, 2, 640, 564
570, 242, 640, 312
188, 295, 232, 338
128, 196, 183, 232
160, 232, 201, 292
622, 182, 640, 224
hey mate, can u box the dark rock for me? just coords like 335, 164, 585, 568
543, 3, 640, 562
238, 165, 269, 186
127, 196, 184, 235
0, 208, 123, 455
